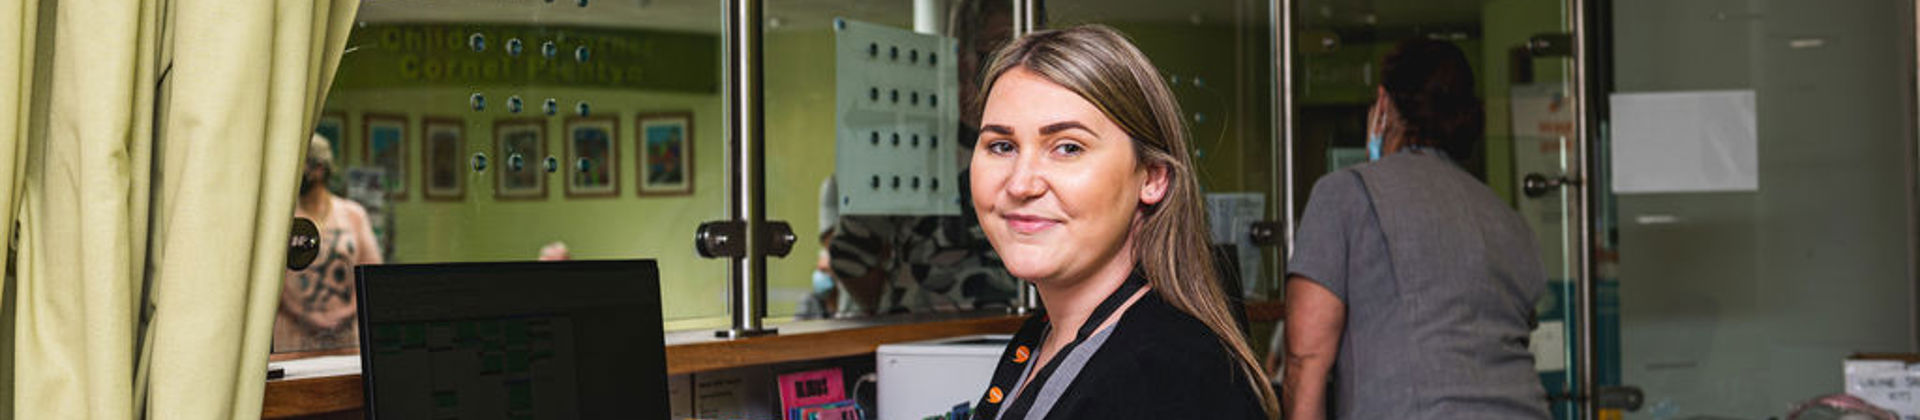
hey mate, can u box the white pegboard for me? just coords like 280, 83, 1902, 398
834, 18, 961, 216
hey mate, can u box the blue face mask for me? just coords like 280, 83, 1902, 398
1367, 105, 1388, 161
1367, 133, 1384, 161
811, 269, 835, 294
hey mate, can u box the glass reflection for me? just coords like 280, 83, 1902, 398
765, 0, 1025, 321
1050, 0, 1281, 300
279, 0, 729, 353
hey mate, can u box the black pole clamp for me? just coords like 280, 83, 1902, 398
287, 218, 320, 270
695, 220, 797, 259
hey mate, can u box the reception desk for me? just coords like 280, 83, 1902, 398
262, 301, 1283, 419
262, 311, 1027, 419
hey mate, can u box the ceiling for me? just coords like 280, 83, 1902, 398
353, 0, 1496, 33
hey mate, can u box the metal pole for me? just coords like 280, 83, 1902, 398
720, 0, 775, 338
914, 0, 947, 35
1572, 0, 1598, 416
1010, 0, 1041, 315
1012, 0, 1038, 37
1908, 0, 1920, 354
1275, 0, 1294, 261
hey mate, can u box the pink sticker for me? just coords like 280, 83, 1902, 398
777, 367, 846, 411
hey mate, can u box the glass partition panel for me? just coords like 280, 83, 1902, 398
1287, 0, 1584, 416
1050, 0, 1282, 300
279, 0, 729, 354
1610, 0, 1916, 417
763, 0, 1021, 321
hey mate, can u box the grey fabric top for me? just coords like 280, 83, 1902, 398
1289, 151, 1551, 419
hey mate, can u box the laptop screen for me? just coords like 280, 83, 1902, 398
355, 260, 666, 420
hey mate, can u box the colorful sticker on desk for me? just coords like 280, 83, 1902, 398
793, 400, 859, 420
777, 367, 846, 415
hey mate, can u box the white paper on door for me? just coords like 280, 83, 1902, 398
1609, 90, 1758, 194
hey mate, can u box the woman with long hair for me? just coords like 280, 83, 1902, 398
967, 25, 1277, 419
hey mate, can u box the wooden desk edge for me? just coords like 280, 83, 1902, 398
262, 314, 1028, 419
664, 314, 1025, 375
263, 301, 1286, 419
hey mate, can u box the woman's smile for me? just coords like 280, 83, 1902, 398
1001, 212, 1063, 235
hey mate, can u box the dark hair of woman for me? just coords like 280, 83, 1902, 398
1380, 38, 1483, 161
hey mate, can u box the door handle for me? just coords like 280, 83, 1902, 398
1545, 386, 1644, 412
1249, 220, 1284, 247
1523, 173, 1579, 198
1595, 386, 1645, 411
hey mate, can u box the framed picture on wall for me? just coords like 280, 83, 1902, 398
637, 112, 693, 196
362, 114, 408, 200
315, 111, 346, 162
565, 116, 619, 197
493, 119, 547, 199
421, 117, 465, 201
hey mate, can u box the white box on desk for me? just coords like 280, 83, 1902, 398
877, 334, 1010, 420
1845, 358, 1920, 419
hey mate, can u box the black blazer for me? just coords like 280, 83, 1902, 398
973, 288, 1266, 419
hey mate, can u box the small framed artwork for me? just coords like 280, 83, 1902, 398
565, 116, 620, 197
637, 112, 694, 196
493, 119, 548, 200
420, 117, 465, 201
315, 111, 346, 161
362, 114, 408, 199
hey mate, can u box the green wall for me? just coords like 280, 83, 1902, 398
764, 28, 843, 319
325, 87, 731, 323
1482, 0, 1568, 205
323, 29, 848, 326
322, 19, 1271, 325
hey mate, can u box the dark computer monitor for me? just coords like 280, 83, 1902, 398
355, 260, 667, 420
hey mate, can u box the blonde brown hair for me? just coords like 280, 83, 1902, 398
975, 25, 1280, 418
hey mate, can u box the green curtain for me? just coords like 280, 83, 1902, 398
4, 0, 359, 418
0, 0, 38, 416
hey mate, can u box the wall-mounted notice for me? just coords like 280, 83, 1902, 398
1609, 90, 1758, 194
835, 19, 961, 216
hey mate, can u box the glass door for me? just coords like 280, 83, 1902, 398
1048, 0, 1285, 301
1289, 0, 1920, 419
1605, 0, 1917, 418
1287, 0, 1591, 417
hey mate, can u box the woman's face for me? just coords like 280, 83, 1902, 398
971, 67, 1167, 284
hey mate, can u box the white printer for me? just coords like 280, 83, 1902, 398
876, 334, 1011, 420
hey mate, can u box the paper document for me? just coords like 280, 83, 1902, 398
1609, 90, 1759, 194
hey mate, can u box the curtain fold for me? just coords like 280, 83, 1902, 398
0, 0, 40, 418
144, 0, 358, 417
6, 0, 360, 418
13, 0, 158, 417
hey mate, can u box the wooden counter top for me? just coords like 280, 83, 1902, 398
264, 301, 1284, 419
662, 311, 1026, 375
263, 311, 1027, 419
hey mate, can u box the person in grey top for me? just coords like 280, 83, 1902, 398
1282, 39, 1551, 420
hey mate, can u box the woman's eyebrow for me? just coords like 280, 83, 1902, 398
1039, 121, 1090, 135
981, 124, 1014, 135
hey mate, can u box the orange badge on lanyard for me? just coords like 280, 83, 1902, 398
1013, 346, 1031, 364
987, 386, 1005, 404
